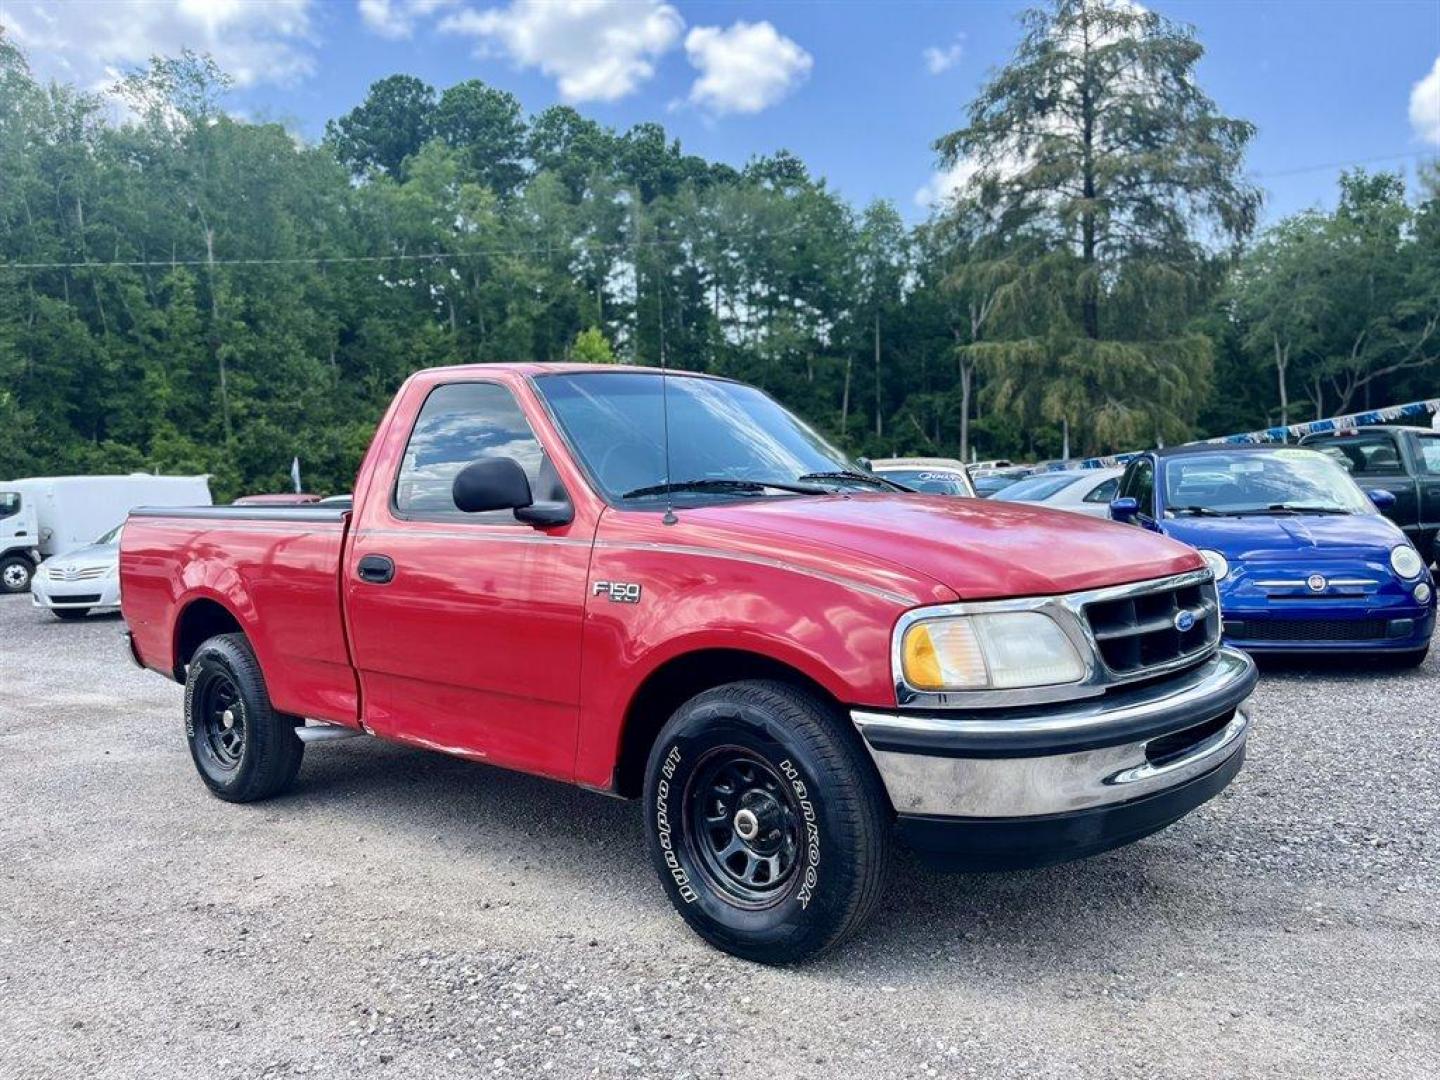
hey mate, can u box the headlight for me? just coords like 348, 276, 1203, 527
1390, 545, 1424, 580
900, 611, 1085, 691
1197, 549, 1229, 582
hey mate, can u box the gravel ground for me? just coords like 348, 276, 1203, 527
1, 596, 1436, 1080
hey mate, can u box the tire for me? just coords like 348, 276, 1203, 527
1, 555, 33, 594
184, 632, 304, 802
642, 679, 892, 964
52, 608, 90, 621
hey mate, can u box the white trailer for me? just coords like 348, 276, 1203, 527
0, 474, 211, 593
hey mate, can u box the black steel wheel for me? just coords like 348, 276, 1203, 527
687, 749, 803, 907
184, 632, 304, 802
643, 679, 892, 964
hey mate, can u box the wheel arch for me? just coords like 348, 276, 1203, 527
611, 647, 849, 799
171, 596, 246, 682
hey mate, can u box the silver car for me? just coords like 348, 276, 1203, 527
31, 523, 123, 620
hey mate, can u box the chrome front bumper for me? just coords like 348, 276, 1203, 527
852, 647, 1256, 820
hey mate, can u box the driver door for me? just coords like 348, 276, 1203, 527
343, 379, 592, 781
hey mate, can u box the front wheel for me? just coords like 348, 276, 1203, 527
642, 680, 892, 964
185, 632, 304, 802
1, 556, 33, 594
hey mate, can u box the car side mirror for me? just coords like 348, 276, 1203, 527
1367, 488, 1397, 511
452, 458, 573, 527
1109, 496, 1140, 523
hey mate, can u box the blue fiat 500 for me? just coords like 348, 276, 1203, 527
1110, 444, 1435, 664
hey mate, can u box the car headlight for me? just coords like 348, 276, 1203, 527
1390, 544, 1424, 580
1197, 549, 1230, 582
900, 611, 1086, 691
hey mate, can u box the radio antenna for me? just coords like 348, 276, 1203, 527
656, 233, 677, 526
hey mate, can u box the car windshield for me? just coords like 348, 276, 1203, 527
96, 523, 124, 545
877, 469, 970, 495
994, 473, 1085, 502
535, 372, 861, 503
1163, 449, 1374, 516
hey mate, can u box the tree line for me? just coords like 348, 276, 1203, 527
1, 0, 1436, 499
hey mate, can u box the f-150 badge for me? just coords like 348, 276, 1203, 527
593, 580, 642, 604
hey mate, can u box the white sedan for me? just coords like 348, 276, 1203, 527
990, 467, 1124, 518
30, 522, 123, 620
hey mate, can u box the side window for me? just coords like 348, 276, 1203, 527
0, 493, 19, 521
395, 382, 546, 523
1130, 461, 1155, 517
1411, 433, 1440, 476
1084, 477, 1120, 503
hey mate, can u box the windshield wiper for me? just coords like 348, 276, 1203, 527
621, 478, 830, 500
1266, 503, 1350, 515
797, 470, 911, 492
1170, 505, 1229, 517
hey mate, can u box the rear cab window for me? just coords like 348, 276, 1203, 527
1310, 433, 1405, 476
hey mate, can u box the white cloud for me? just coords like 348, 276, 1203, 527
438, 0, 683, 103
914, 159, 979, 210
684, 21, 812, 115
5, 0, 317, 89
922, 36, 964, 76
1411, 56, 1440, 146
358, 0, 458, 41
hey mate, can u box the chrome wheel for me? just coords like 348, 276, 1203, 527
2, 563, 30, 590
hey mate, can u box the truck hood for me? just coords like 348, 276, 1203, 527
1161, 511, 1407, 562
692, 494, 1204, 600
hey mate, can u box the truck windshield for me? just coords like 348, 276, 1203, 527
535, 372, 861, 504
0, 492, 18, 520
1163, 449, 1375, 516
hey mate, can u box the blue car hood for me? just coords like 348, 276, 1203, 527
1161, 512, 1405, 561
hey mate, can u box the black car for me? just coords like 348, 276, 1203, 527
1299, 425, 1440, 562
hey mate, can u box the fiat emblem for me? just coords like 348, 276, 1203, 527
1306, 573, 1327, 592
1173, 609, 1196, 633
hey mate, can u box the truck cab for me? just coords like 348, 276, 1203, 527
0, 489, 41, 593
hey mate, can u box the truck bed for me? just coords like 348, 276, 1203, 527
122, 506, 360, 726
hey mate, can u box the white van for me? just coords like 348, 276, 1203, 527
0, 474, 212, 594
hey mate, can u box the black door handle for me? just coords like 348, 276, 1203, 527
357, 554, 395, 584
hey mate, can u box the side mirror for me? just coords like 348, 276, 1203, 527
1367, 488, 1397, 511
1110, 496, 1140, 523
856, 457, 873, 472
452, 457, 573, 526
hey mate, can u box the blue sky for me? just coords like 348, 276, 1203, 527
6, 0, 1439, 225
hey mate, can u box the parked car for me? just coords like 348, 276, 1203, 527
992, 467, 1124, 518
971, 467, 1031, 498
1298, 425, 1440, 562
869, 457, 976, 497
122, 363, 1256, 963
0, 474, 211, 595
1111, 443, 1434, 663
31, 522, 124, 620
232, 493, 322, 506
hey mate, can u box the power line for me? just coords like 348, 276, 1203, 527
1253, 149, 1433, 180
0, 220, 806, 273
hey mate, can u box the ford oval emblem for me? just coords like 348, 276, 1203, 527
1307, 573, 1327, 592
1173, 609, 1196, 633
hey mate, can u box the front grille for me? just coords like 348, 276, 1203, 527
47, 565, 106, 582
1083, 577, 1220, 676
1229, 617, 1388, 642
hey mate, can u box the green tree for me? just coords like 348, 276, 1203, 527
325, 75, 436, 178
571, 327, 617, 364
934, 0, 1260, 452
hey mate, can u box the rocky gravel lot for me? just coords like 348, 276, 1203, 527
1, 596, 1436, 1079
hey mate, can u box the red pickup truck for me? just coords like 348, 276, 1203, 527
121, 364, 1257, 962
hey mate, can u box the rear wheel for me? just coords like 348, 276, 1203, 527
1, 556, 33, 594
642, 680, 892, 964
185, 633, 304, 802
52, 608, 90, 621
